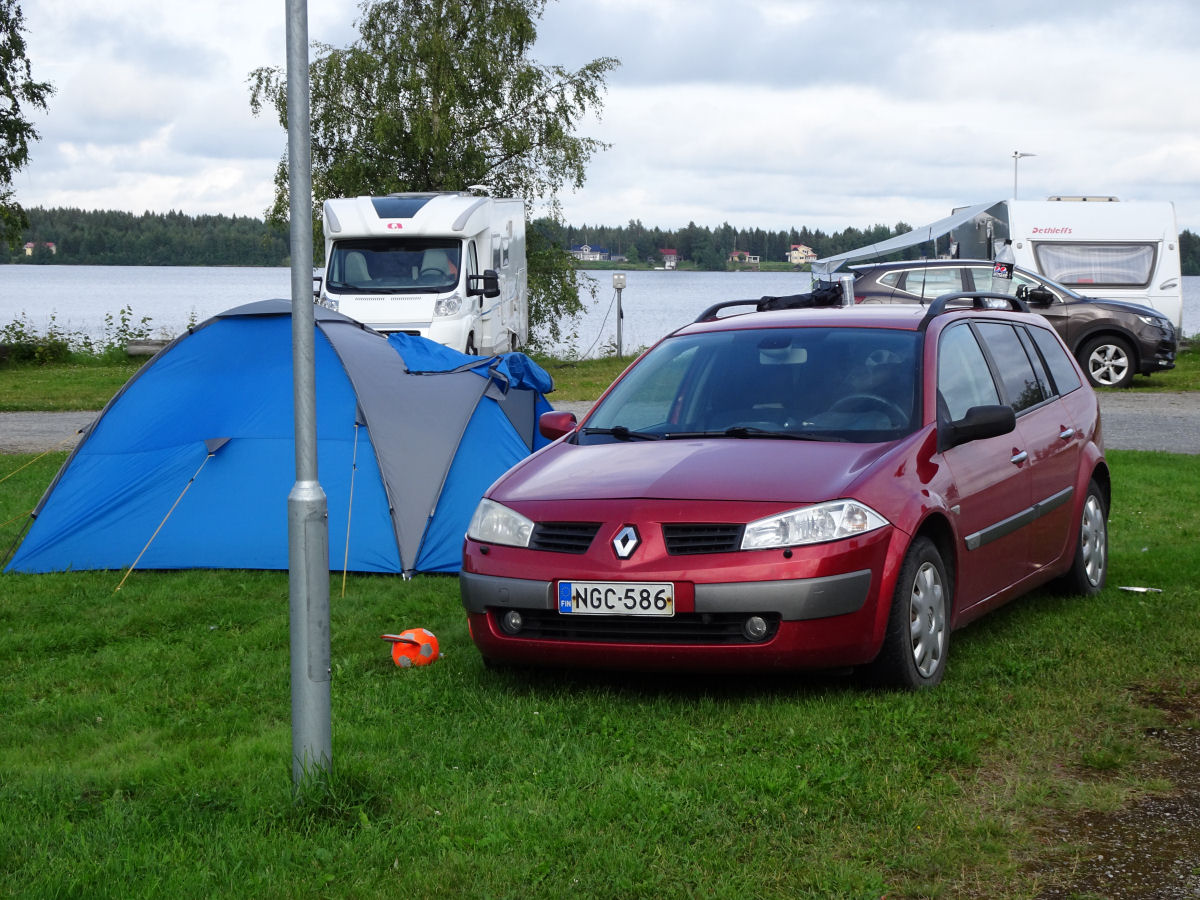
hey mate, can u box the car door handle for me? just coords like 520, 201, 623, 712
1010, 450, 1028, 465
1059, 427, 1075, 440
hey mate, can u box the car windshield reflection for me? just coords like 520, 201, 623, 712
582, 327, 922, 445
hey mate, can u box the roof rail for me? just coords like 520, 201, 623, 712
694, 299, 764, 322
921, 292, 1031, 324
694, 283, 848, 323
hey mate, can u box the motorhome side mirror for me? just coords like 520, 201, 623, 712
940, 404, 1015, 450
468, 270, 501, 299
312, 274, 323, 300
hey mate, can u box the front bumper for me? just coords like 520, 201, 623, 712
463, 570, 875, 671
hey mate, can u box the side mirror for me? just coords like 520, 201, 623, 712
1027, 286, 1054, 307
312, 274, 323, 300
538, 410, 578, 441
940, 404, 1015, 451
468, 270, 501, 299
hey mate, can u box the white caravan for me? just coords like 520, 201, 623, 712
317, 191, 528, 354
949, 197, 1183, 330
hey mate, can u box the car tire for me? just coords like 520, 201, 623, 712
1079, 334, 1135, 389
1054, 479, 1108, 596
868, 536, 950, 690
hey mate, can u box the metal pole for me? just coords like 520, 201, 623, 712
615, 286, 623, 357
1012, 151, 1035, 199
285, 0, 331, 787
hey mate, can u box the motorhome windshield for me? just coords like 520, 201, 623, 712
327, 238, 461, 294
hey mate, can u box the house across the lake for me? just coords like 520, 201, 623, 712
570, 244, 610, 262
788, 244, 816, 265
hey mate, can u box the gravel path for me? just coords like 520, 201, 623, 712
1, 392, 1196, 455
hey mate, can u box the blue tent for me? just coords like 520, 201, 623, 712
6, 300, 553, 576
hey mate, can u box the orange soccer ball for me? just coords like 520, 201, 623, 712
382, 629, 440, 667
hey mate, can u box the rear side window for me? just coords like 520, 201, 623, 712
1034, 243, 1156, 288
900, 267, 965, 299
1027, 325, 1082, 395
937, 323, 1000, 421
975, 322, 1047, 413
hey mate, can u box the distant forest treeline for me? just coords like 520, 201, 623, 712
14, 207, 292, 267
11, 206, 1200, 274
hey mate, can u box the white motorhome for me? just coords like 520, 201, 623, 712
949, 197, 1183, 330
317, 191, 527, 354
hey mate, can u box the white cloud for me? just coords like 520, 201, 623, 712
11, 0, 1200, 232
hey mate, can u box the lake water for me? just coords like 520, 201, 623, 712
1, 264, 1198, 358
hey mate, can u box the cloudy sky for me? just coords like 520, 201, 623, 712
13, 0, 1200, 233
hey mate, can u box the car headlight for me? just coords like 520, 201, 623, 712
1136, 313, 1167, 330
467, 498, 534, 547
741, 500, 889, 550
319, 297, 339, 311
434, 294, 463, 317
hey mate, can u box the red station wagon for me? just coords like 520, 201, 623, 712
460, 292, 1109, 688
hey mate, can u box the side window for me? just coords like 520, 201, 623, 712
900, 267, 965, 298
1015, 326, 1053, 399
1027, 324, 1082, 395
501, 236, 511, 268
879, 271, 902, 288
937, 323, 1000, 421
492, 236, 502, 271
1034, 242, 1156, 288
975, 322, 1047, 413
466, 241, 479, 279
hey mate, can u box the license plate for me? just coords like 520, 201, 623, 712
557, 581, 674, 616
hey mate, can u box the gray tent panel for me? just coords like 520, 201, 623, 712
812, 200, 999, 276
493, 388, 538, 450
320, 319, 489, 573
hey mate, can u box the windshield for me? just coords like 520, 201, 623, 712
583, 326, 922, 445
326, 238, 461, 294
969, 265, 1088, 301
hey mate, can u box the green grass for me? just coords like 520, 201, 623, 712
1, 450, 1198, 897
0, 357, 146, 411
2, 339, 1196, 412
1127, 336, 1200, 390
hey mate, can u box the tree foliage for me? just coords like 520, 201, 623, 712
557, 219, 932, 270
249, 0, 617, 347
13, 207, 290, 266
0, 0, 53, 250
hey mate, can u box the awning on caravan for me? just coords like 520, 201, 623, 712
812, 200, 1000, 276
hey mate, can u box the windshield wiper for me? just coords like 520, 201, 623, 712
582, 425, 663, 441
660, 427, 844, 442
722, 426, 830, 441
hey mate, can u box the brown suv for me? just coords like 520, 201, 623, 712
831, 259, 1177, 388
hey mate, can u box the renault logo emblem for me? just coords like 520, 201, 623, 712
612, 525, 640, 559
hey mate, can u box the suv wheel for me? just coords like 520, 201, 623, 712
1079, 335, 1134, 388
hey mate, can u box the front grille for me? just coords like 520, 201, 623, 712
529, 522, 601, 554
662, 523, 744, 555
494, 608, 780, 645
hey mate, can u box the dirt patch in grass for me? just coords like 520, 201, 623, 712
1031, 686, 1200, 899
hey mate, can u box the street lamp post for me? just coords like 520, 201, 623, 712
1012, 151, 1036, 198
